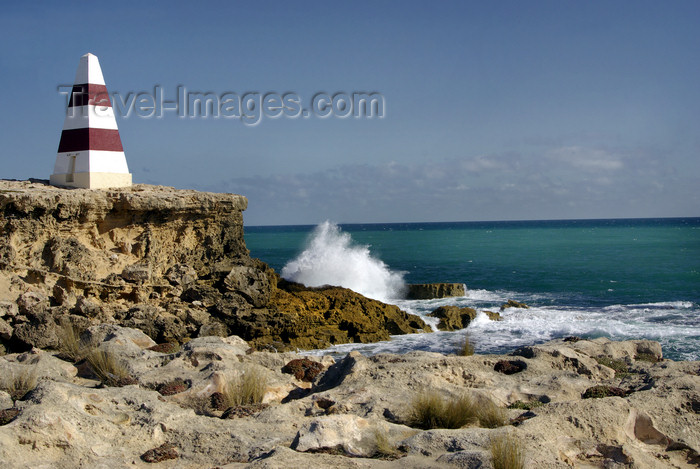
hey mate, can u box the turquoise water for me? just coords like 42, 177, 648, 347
245, 218, 700, 360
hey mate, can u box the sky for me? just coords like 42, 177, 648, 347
2, 0, 699, 225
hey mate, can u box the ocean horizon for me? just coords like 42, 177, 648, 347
245, 217, 700, 361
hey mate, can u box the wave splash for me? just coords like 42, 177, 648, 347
281, 221, 406, 302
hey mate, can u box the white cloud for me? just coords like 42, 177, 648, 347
547, 146, 624, 171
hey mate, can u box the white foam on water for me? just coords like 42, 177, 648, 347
280, 221, 407, 303
305, 298, 700, 361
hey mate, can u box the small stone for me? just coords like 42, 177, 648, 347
0, 301, 18, 318
282, 358, 324, 382
0, 408, 20, 425
121, 263, 151, 283
0, 317, 12, 341
494, 359, 527, 375
140, 443, 178, 463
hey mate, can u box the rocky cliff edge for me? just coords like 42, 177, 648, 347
0, 179, 428, 354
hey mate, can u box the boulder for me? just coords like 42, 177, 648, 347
165, 264, 198, 286
407, 283, 466, 299
429, 306, 477, 331
223, 262, 272, 308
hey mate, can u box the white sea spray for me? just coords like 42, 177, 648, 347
281, 221, 407, 302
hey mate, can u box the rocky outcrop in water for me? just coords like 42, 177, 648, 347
428, 306, 477, 331
0, 327, 697, 468
0, 180, 428, 354
406, 283, 466, 299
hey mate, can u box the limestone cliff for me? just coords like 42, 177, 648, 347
0, 179, 427, 353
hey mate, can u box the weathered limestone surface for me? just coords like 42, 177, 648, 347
0, 179, 427, 353
0, 329, 697, 468
407, 283, 465, 299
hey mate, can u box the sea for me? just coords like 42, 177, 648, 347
244, 218, 700, 361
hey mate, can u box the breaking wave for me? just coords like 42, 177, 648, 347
281, 221, 406, 302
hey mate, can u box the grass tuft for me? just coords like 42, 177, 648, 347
457, 335, 475, 356
407, 390, 478, 429
85, 348, 136, 387
490, 433, 525, 469
56, 322, 87, 362
1, 368, 38, 400
477, 399, 509, 428
221, 366, 268, 408
372, 429, 401, 459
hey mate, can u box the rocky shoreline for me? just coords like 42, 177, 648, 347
0, 327, 698, 468
1, 180, 698, 467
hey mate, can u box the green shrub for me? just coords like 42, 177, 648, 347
595, 357, 630, 378
490, 433, 525, 469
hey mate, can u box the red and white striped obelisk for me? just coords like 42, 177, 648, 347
51, 53, 132, 189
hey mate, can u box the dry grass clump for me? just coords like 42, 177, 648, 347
477, 399, 509, 428
372, 429, 401, 459
457, 335, 475, 356
221, 366, 268, 408
0, 368, 38, 400
85, 348, 136, 387
407, 391, 478, 429
490, 433, 525, 469
57, 322, 87, 362
57, 323, 136, 387
407, 390, 509, 430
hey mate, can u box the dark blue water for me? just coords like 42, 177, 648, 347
245, 218, 700, 360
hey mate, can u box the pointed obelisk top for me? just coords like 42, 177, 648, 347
74, 52, 106, 86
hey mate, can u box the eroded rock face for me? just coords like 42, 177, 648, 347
0, 180, 428, 353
